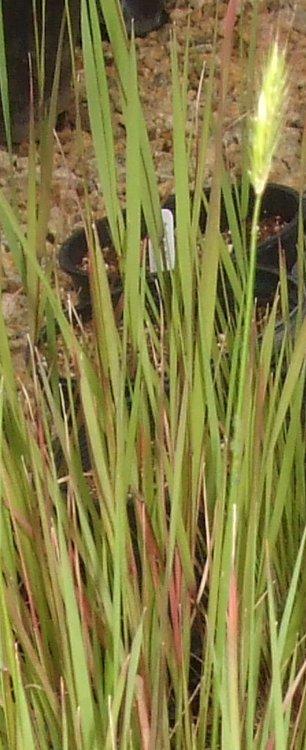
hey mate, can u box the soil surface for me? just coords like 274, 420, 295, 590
0, 0, 305, 385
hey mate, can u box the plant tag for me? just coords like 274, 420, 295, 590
148, 209, 175, 273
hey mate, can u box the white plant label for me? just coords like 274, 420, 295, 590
148, 209, 175, 273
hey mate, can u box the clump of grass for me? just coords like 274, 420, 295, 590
0, 1, 305, 748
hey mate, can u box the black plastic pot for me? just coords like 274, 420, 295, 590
233, 183, 300, 271
58, 182, 302, 303
122, 0, 168, 36
164, 184, 300, 271
58, 195, 302, 349
59, 214, 116, 297
58, 207, 166, 316
258, 267, 300, 348
0, 0, 80, 144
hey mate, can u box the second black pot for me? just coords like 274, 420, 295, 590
235, 183, 300, 271
161, 184, 301, 271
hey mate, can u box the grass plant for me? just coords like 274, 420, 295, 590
0, 0, 305, 747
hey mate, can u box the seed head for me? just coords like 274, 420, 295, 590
250, 42, 288, 196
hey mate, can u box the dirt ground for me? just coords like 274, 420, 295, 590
0, 0, 306, 383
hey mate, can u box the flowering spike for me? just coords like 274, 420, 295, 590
250, 42, 288, 196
